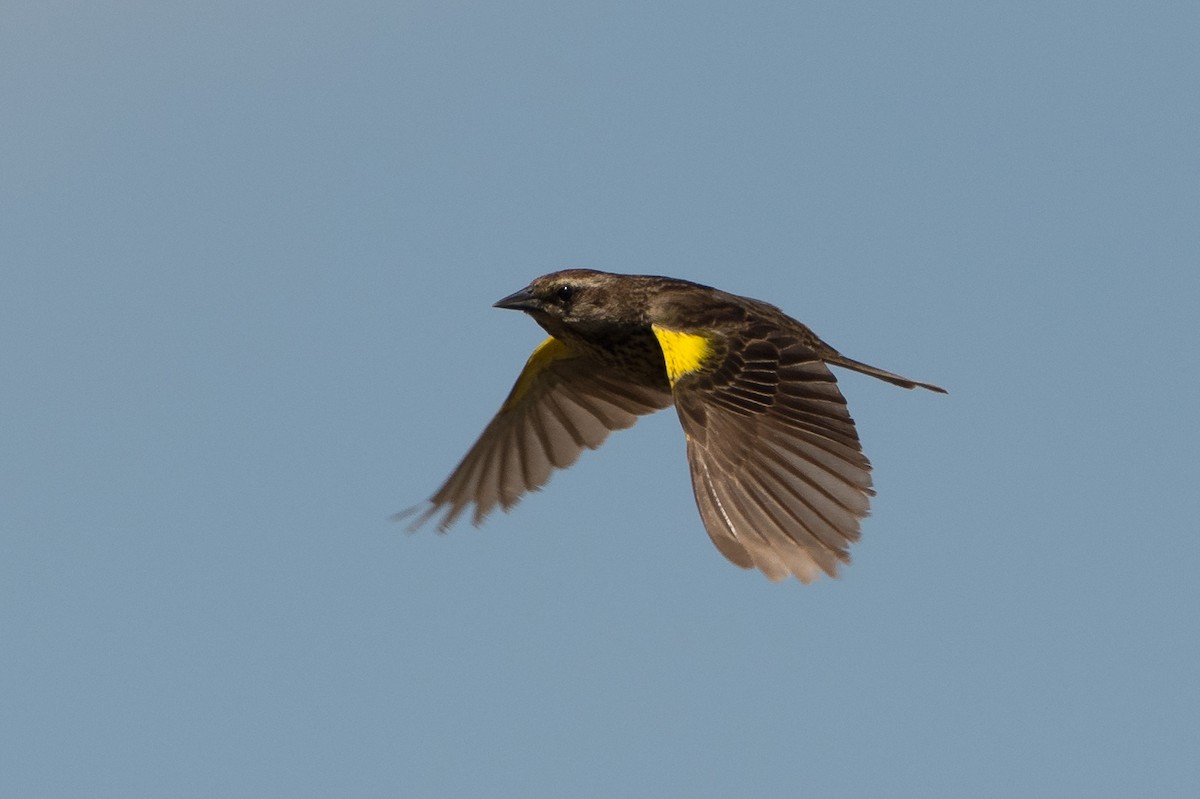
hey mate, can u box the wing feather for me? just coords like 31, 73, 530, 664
407, 337, 672, 531
673, 326, 875, 582
690, 454, 792, 581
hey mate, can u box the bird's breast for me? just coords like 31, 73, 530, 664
566, 327, 673, 391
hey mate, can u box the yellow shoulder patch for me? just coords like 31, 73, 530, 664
651, 324, 713, 388
501, 336, 574, 412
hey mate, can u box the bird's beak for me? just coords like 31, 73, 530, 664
493, 285, 541, 312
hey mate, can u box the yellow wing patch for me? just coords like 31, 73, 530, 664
501, 336, 575, 412
651, 324, 713, 388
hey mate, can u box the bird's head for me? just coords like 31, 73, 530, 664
494, 269, 651, 336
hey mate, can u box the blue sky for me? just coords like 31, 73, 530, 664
3, 2, 1198, 797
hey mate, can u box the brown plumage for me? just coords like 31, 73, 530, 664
402, 269, 945, 582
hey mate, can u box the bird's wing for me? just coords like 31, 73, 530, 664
657, 323, 875, 582
405, 336, 673, 531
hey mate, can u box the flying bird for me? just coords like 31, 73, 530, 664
403, 269, 945, 582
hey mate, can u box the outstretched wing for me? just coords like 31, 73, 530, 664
405, 337, 673, 531
663, 324, 875, 582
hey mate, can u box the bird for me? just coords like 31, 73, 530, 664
401, 269, 945, 583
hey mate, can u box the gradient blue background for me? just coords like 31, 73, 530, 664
4, 2, 1197, 796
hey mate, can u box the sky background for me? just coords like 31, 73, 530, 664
3, 2, 1198, 797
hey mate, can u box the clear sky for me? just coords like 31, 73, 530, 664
3, 2, 1198, 797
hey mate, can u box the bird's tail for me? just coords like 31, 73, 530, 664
828, 354, 947, 393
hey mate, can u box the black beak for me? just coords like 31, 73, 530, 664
493, 286, 541, 312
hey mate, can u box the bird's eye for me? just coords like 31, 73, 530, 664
555, 284, 576, 303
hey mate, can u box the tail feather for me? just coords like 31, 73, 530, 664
828, 354, 947, 394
